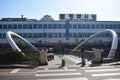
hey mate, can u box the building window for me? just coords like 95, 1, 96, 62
23, 33, 27, 38
92, 24, 95, 29
48, 24, 52, 29
87, 24, 90, 29
63, 24, 65, 29
3, 25, 7, 29
113, 24, 117, 29
38, 24, 42, 29
105, 24, 108, 29
48, 33, 52, 38
100, 24, 104, 29
53, 24, 57, 29
58, 24, 62, 29
58, 33, 62, 37
83, 24, 86, 29
78, 24, 81, 29
8, 24, 12, 29
0, 34, 2, 38
96, 24, 100, 29
33, 33, 38, 38
73, 33, 77, 37
28, 33, 32, 38
23, 24, 27, 29
28, 24, 32, 29
13, 24, 17, 29
18, 24, 22, 29
73, 24, 77, 29
118, 25, 120, 29
33, 24, 37, 29
0, 25, 2, 29
43, 24, 47, 29
3, 33, 6, 38
38, 33, 43, 38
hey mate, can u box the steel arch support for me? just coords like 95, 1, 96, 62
72, 29, 118, 58
6, 31, 39, 55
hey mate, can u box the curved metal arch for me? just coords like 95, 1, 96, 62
71, 29, 118, 58
6, 31, 39, 55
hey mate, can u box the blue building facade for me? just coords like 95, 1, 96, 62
0, 14, 120, 45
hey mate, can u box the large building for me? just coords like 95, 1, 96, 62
0, 14, 120, 47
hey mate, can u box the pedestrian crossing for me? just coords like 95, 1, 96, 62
36, 65, 120, 80
35, 67, 88, 80
83, 65, 120, 80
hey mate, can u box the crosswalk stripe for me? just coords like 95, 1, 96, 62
36, 72, 81, 77
37, 69, 76, 72
37, 77, 88, 80
103, 78, 120, 80
85, 68, 120, 72
10, 69, 20, 73
91, 73, 120, 77
81, 66, 114, 70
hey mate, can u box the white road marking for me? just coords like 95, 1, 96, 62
37, 69, 76, 72
103, 78, 120, 80
36, 72, 81, 77
85, 68, 120, 72
10, 69, 20, 73
45, 67, 48, 70
37, 77, 88, 80
91, 73, 120, 77
81, 66, 114, 70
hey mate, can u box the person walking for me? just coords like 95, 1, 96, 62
81, 48, 86, 67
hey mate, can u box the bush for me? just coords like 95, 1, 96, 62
0, 51, 24, 64
0, 51, 39, 64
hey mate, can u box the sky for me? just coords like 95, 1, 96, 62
0, 0, 120, 21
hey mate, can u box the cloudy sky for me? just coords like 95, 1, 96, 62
0, 0, 120, 21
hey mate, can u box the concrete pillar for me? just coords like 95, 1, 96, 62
39, 50, 48, 65
92, 48, 102, 64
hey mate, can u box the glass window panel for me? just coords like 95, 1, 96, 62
28, 24, 32, 29
38, 24, 42, 29
3, 34, 6, 38
18, 24, 22, 29
63, 24, 65, 29
23, 24, 27, 29
58, 24, 62, 29
100, 24, 104, 29
0, 34, 2, 38
53, 24, 57, 29
48, 24, 52, 29
23, 33, 27, 38
33, 24, 37, 29
3, 24, 7, 29
38, 33, 43, 38
13, 24, 17, 29
43, 24, 47, 29
8, 24, 12, 29
73, 33, 77, 37
33, 33, 38, 38
73, 24, 77, 29
92, 24, 95, 29
87, 24, 90, 29
83, 24, 86, 29
78, 24, 81, 29
28, 33, 32, 38
0, 25, 2, 29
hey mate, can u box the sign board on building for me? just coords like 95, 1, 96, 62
59, 14, 96, 21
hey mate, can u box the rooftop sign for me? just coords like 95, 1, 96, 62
59, 14, 96, 21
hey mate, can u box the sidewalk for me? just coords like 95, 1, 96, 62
0, 64, 36, 68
